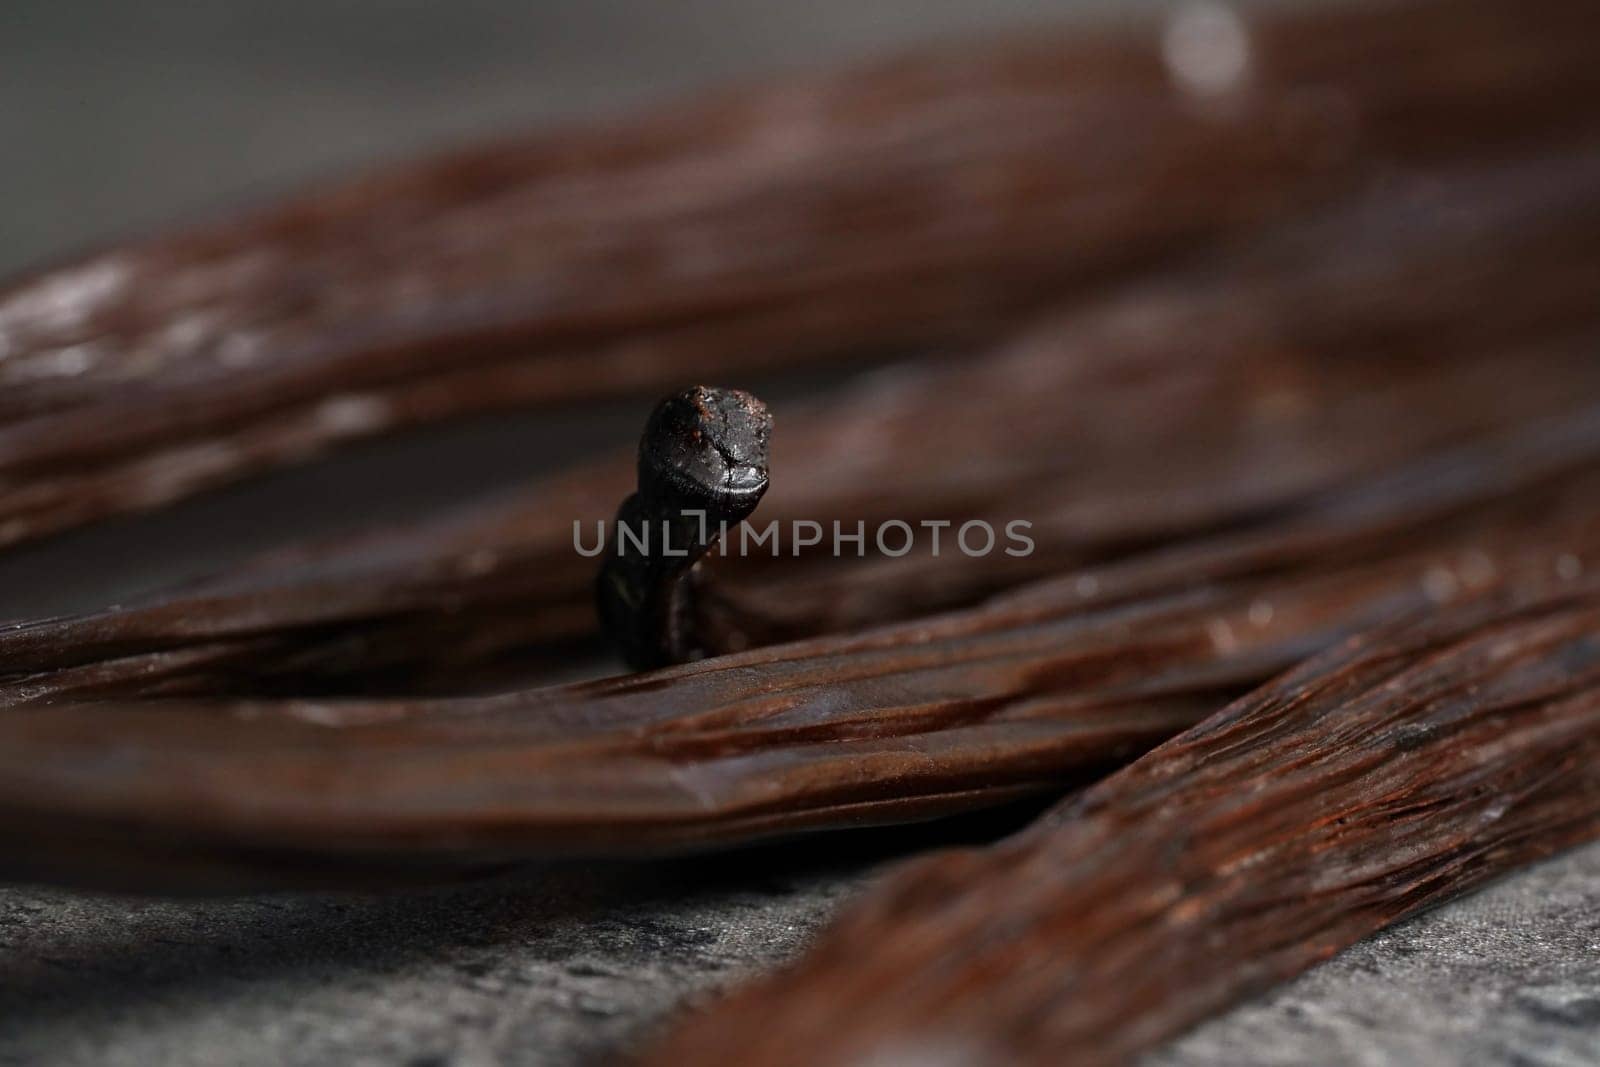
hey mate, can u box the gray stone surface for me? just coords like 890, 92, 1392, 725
3, 2, 1599, 1064
0, 822, 971, 1067
0, 851, 861, 1066
1, 836, 1598, 1065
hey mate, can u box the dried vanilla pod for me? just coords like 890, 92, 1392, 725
596, 386, 771, 670
0, 0, 1597, 546
644, 584, 1600, 1066
4, 150, 1600, 699
0, 416, 1595, 888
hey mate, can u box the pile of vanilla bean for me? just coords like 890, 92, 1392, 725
2, 0, 1599, 1062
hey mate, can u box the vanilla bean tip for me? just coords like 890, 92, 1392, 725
639, 385, 772, 515
598, 386, 772, 671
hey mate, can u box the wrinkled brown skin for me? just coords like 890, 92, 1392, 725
643, 586, 1600, 1067
5, 150, 1600, 701
0, 0, 1597, 546
0, 416, 1595, 890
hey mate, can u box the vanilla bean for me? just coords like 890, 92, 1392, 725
643, 585, 1600, 1067
0, 0, 1596, 545
4, 334, 1594, 701
3, 151, 1599, 697
0, 419, 1594, 888
596, 386, 771, 669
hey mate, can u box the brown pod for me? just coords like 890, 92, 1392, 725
0, 418, 1595, 889
0, 0, 1598, 546
4, 149, 1600, 700
645, 585, 1600, 1066
596, 386, 771, 670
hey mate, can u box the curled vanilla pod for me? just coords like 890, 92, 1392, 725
596, 387, 771, 670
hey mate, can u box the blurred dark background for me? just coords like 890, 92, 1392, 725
0, 0, 1170, 275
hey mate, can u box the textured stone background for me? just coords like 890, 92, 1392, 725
1, 2, 1597, 1064
1, 831, 1597, 1066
